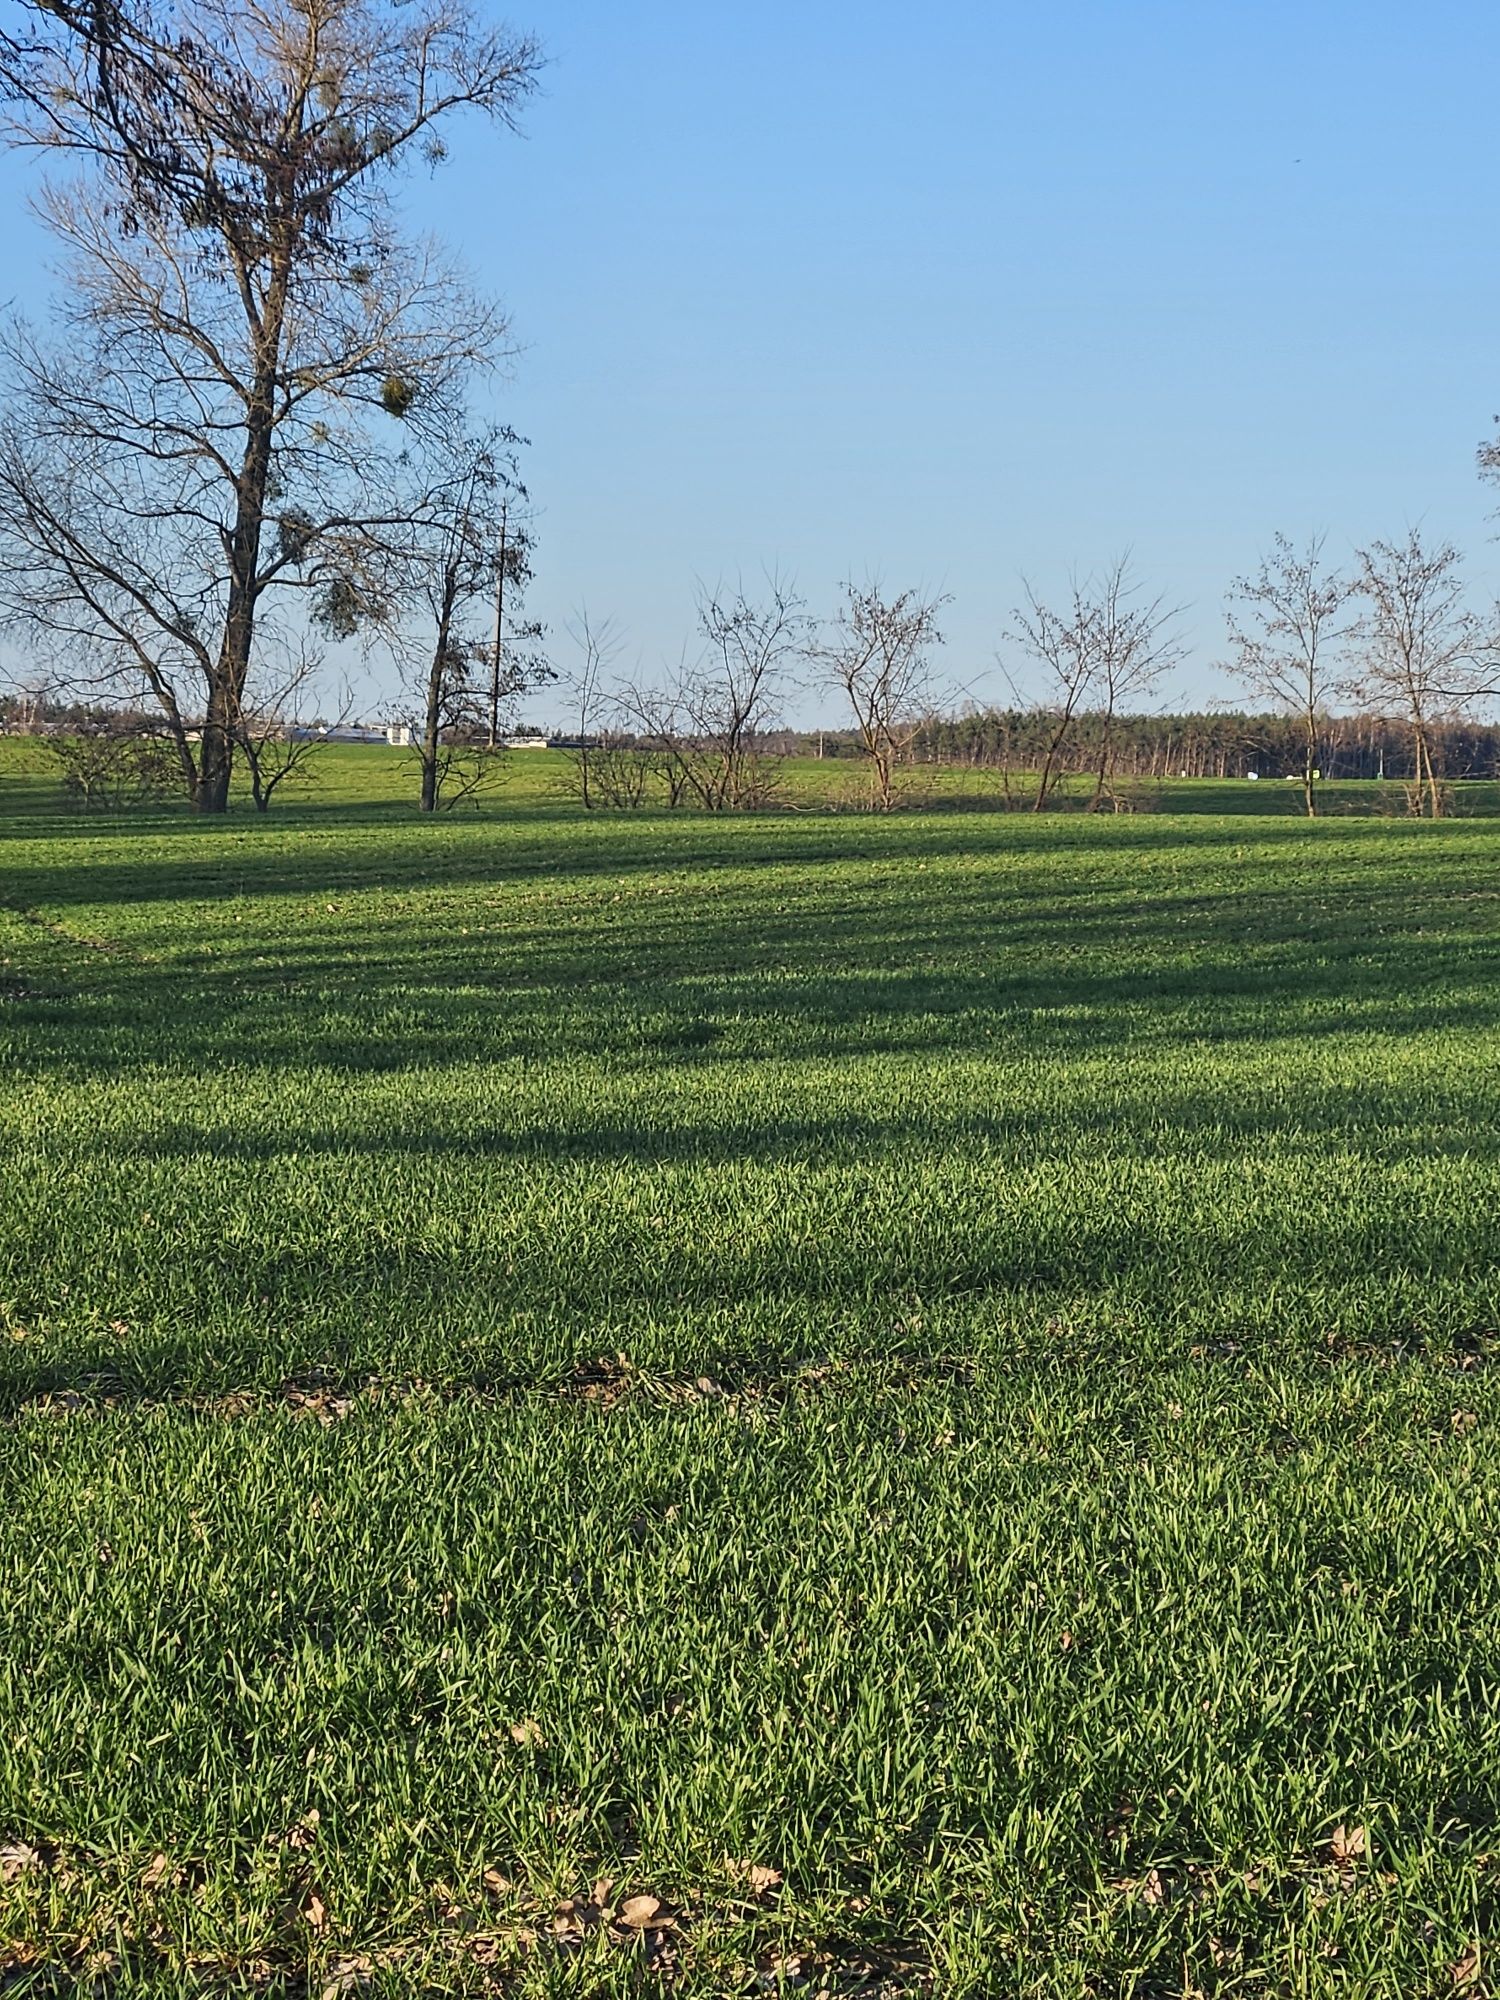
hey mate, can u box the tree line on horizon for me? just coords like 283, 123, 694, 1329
13, 687, 1500, 796
908, 707, 1500, 793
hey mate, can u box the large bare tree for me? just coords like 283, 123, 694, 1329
1351, 531, 1498, 817
1223, 533, 1352, 817
0, 0, 540, 811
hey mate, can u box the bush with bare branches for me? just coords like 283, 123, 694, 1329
819, 582, 949, 811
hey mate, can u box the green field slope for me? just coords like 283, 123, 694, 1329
2, 770, 1500, 1994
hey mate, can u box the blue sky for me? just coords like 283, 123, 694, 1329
5, 0, 1500, 723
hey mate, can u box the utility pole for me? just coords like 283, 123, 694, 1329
488, 499, 509, 751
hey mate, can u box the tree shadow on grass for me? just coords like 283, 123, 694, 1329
0, 797, 1475, 902
9, 936, 1500, 1084
5, 829, 1499, 1081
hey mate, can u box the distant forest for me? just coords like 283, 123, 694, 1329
734, 710, 1500, 784
881, 710, 1500, 782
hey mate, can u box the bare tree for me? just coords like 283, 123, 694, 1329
612, 672, 692, 806
1084, 557, 1183, 810
1002, 561, 1181, 812
820, 581, 949, 810
1350, 531, 1498, 817
687, 577, 810, 808
1003, 578, 1098, 811
563, 611, 662, 809
569, 609, 610, 812
616, 578, 810, 811
374, 430, 547, 812
586, 735, 657, 809
1223, 533, 1352, 817
0, 0, 540, 811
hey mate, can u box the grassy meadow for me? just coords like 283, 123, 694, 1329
3, 741, 1500, 1994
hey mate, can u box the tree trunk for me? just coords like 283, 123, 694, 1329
1090, 707, 1114, 811
195, 251, 291, 812
420, 664, 442, 812
1416, 720, 1443, 818
421, 580, 458, 813
194, 695, 237, 813
488, 503, 507, 749
1034, 708, 1076, 811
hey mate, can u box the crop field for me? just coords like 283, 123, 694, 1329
3, 747, 1500, 1995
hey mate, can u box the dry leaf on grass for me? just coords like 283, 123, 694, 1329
1111, 1869, 1169, 1909
729, 1860, 783, 1898
1453, 1943, 1482, 1987
508, 1719, 544, 1749
139, 1852, 170, 1888
481, 1867, 510, 1897
305, 1891, 327, 1930
550, 1885, 674, 1939
1330, 1824, 1368, 1866
0, 1842, 40, 1884
552, 1896, 606, 1937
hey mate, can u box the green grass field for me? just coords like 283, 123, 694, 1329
4, 743, 1500, 1995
